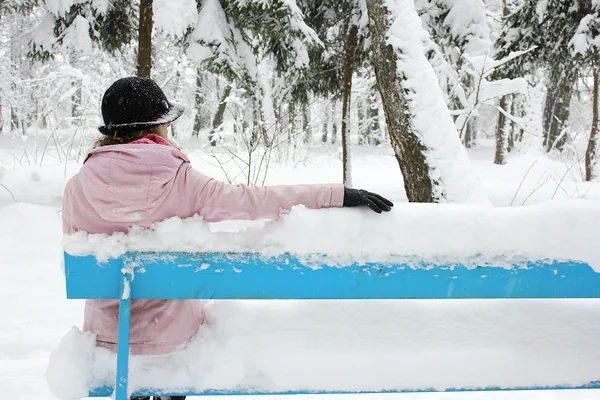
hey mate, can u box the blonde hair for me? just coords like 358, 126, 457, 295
94, 126, 163, 148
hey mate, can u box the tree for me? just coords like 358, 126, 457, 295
192, 69, 211, 137
496, 0, 590, 152
340, 24, 359, 187
295, 0, 371, 184
365, 0, 489, 204
188, 0, 320, 146
493, 0, 514, 165
137, 0, 153, 77
570, 1, 600, 180
30, 0, 149, 76
416, 0, 492, 147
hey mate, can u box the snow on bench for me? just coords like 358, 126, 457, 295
49, 203, 600, 399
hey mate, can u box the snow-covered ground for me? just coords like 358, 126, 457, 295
2, 132, 600, 400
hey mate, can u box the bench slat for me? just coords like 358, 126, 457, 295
65, 252, 600, 300
87, 380, 600, 396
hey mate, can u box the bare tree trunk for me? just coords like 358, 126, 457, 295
464, 118, 476, 148
251, 99, 268, 147
287, 102, 296, 159
369, 84, 381, 145
543, 69, 575, 152
331, 101, 337, 145
366, 0, 434, 202
542, 80, 558, 150
321, 104, 328, 143
301, 104, 311, 144
251, 102, 259, 146
494, 95, 511, 165
341, 25, 358, 187
192, 69, 209, 138
546, 74, 574, 152
462, 73, 476, 148
357, 98, 366, 145
509, 94, 524, 149
586, 67, 600, 181
10, 108, 19, 133
495, 0, 511, 158
209, 85, 231, 146
137, 0, 153, 78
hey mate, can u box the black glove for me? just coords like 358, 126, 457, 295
343, 188, 394, 214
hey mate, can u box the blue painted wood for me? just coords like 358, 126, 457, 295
62, 251, 600, 396
87, 380, 600, 397
64, 252, 600, 300
115, 271, 132, 400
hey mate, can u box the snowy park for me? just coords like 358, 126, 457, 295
3, 0, 600, 399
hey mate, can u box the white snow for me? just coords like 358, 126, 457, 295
60, 15, 94, 54
536, 0, 549, 24
90, 0, 109, 15
64, 199, 600, 271
32, 15, 57, 52
188, 0, 260, 88
383, 0, 491, 205
442, 0, 492, 56
3, 134, 600, 400
45, 0, 75, 16
570, 13, 600, 56
153, 0, 197, 39
47, 300, 600, 398
46, 328, 96, 400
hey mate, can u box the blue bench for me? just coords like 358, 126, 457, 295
63, 251, 600, 399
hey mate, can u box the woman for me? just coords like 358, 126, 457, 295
62, 77, 393, 399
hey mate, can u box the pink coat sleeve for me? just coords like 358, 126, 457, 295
180, 163, 345, 222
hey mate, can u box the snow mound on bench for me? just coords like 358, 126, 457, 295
47, 300, 600, 398
63, 200, 600, 270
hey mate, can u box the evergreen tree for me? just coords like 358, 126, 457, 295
416, 0, 492, 147
570, 0, 600, 180
496, 0, 591, 152
30, 0, 136, 61
188, 0, 320, 145
366, 0, 489, 203
295, 0, 371, 184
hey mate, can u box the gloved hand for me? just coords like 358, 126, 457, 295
343, 187, 394, 214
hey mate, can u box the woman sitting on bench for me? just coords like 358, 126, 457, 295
62, 77, 393, 400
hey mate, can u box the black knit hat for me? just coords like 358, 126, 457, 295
98, 77, 185, 136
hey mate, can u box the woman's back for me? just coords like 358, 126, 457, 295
63, 135, 204, 355
62, 76, 389, 357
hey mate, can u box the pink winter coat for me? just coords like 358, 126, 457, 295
62, 134, 345, 355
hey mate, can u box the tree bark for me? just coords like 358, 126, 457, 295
321, 105, 328, 143
508, 94, 523, 151
288, 101, 295, 148
494, 95, 511, 165
586, 68, 600, 181
302, 103, 311, 144
357, 98, 366, 145
542, 79, 558, 149
369, 84, 381, 145
331, 101, 337, 145
71, 84, 82, 123
366, 0, 434, 202
192, 69, 209, 138
137, 0, 153, 78
543, 70, 575, 152
341, 25, 358, 187
209, 85, 231, 146
10, 107, 19, 133
546, 74, 574, 152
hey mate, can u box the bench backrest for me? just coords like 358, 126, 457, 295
62, 251, 600, 399
65, 252, 600, 300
